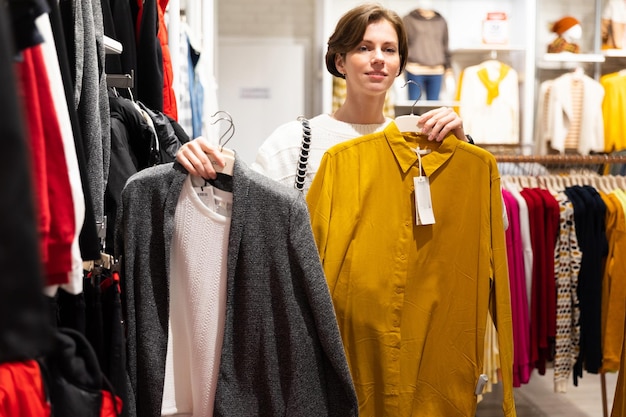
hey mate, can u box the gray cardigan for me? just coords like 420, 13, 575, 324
115, 159, 357, 417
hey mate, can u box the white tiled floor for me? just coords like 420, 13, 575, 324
476, 368, 619, 417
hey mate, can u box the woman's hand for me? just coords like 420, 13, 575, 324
417, 107, 466, 142
175, 137, 226, 179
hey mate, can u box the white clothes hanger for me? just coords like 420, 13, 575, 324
394, 80, 423, 134
551, 174, 565, 192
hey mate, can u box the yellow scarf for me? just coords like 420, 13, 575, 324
477, 63, 510, 105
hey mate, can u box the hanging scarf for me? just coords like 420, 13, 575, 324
477, 63, 510, 105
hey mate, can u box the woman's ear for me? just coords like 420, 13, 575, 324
335, 54, 346, 76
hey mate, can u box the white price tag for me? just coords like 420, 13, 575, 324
195, 185, 216, 209
414, 176, 435, 225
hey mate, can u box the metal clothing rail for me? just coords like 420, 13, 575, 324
106, 70, 134, 89
494, 153, 626, 165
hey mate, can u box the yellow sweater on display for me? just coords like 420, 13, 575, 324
601, 72, 626, 152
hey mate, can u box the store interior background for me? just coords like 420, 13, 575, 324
193, 0, 625, 163
179, 0, 623, 414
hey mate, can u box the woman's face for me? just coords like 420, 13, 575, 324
336, 19, 401, 98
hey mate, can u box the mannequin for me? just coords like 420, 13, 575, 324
415, 0, 434, 9
415, 0, 435, 18
402, 2, 452, 100
547, 16, 582, 53
601, 0, 626, 49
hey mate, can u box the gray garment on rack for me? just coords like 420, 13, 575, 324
71, 0, 111, 222
115, 159, 358, 417
498, 162, 550, 176
609, 150, 626, 175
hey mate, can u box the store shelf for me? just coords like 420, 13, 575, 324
452, 45, 526, 53
104, 35, 123, 55
603, 49, 626, 57
537, 53, 605, 70
541, 53, 605, 63
395, 100, 460, 108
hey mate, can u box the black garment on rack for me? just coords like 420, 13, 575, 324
46, 268, 128, 415
101, 0, 137, 95
105, 94, 189, 252
564, 185, 607, 383
38, 327, 121, 416
47, 0, 101, 260
57, 0, 76, 82
106, 93, 158, 253
0, 9, 53, 363
83, 268, 127, 417
134, 0, 163, 112
136, 101, 190, 162
6, 0, 49, 52
53, 290, 87, 335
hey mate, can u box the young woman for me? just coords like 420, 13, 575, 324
175, 3, 470, 194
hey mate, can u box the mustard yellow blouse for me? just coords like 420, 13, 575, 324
306, 122, 516, 417
601, 191, 626, 372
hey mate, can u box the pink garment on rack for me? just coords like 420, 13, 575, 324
502, 189, 532, 387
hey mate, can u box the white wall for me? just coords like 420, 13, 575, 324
216, 37, 306, 164
217, 0, 317, 117
218, 0, 314, 38
209, 0, 317, 163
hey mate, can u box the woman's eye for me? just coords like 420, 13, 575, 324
385, 48, 397, 53
358, 45, 369, 52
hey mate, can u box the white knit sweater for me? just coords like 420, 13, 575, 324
161, 176, 232, 416
251, 114, 391, 194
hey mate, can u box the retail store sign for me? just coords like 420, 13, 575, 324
482, 12, 509, 45
240, 87, 271, 99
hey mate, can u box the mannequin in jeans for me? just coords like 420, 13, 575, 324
402, 0, 452, 101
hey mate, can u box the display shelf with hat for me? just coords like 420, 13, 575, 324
547, 16, 583, 53
551, 16, 581, 37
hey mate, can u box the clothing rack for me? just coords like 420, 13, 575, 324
104, 35, 123, 55
498, 153, 624, 417
495, 154, 626, 165
104, 35, 134, 89
106, 70, 134, 89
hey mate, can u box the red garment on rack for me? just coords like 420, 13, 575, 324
521, 188, 559, 374
16, 44, 75, 285
133, 0, 178, 120
0, 360, 50, 417
157, 0, 178, 121
100, 390, 123, 417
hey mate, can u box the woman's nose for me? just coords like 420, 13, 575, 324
371, 49, 384, 63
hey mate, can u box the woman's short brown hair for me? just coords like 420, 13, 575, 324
325, 3, 408, 79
